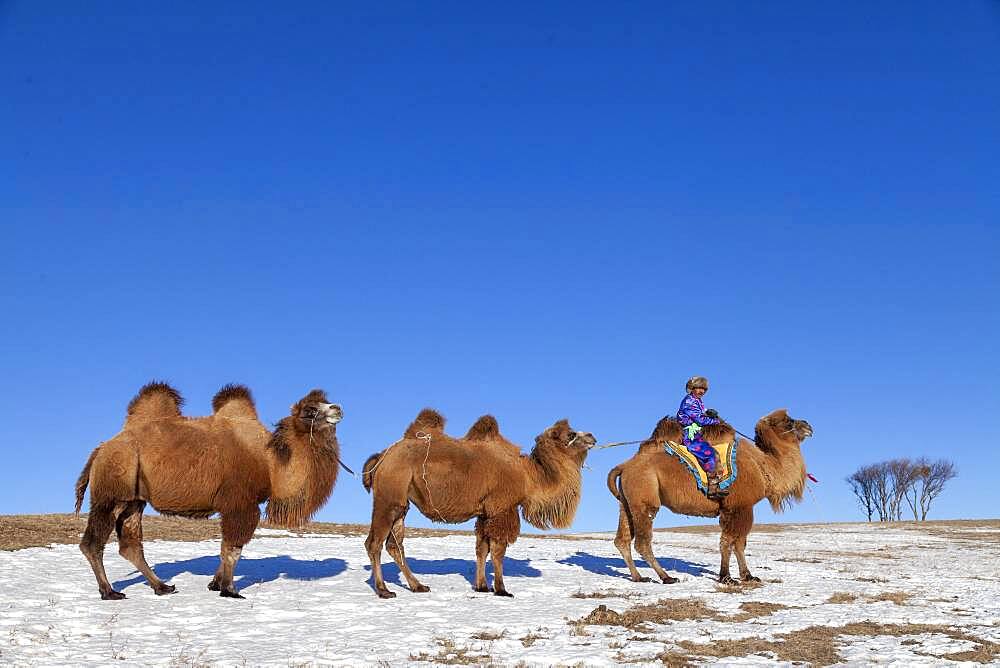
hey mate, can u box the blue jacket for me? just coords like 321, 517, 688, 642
676, 393, 719, 445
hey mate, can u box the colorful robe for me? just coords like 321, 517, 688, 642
676, 393, 720, 473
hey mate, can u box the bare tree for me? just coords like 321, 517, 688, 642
886, 458, 916, 522
869, 462, 892, 521
846, 465, 877, 522
917, 459, 957, 521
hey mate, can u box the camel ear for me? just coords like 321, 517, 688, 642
552, 419, 570, 440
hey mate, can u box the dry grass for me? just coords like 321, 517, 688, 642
714, 579, 764, 593
671, 621, 1000, 665
855, 576, 889, 583
570, 590, 641, 600
866, 591, 911, 605
575, 599, 723, 630
731, 601, 792, 620
469, 630, 505, 641
409, 637, 495, 665
519, 630, 548, 648
827, 592, 859, 604
0, 514, 479, 551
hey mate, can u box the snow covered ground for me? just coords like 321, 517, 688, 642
1, 523, 998, 666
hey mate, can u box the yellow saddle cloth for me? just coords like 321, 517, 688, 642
664, 436, 739, 496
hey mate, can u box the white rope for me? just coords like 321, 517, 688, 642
416, 431, 448, 523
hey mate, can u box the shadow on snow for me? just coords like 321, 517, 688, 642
365, 557, 542, 589
113, 555, 348, 593
558, 551, 712, 579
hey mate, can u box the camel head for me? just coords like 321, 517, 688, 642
535, 419, 595, 467
290, 389, 343, 430
754, 409, 813, 450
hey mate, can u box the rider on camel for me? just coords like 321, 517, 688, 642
676, 376, 728, 499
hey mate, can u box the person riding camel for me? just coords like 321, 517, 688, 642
676, 376, 728, 499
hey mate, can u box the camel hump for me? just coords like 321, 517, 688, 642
126, 381, 183, 421
405, 408, 446, 437
212, 384, 258, 419
651, 416, 682, 443
465, 415, 500, 440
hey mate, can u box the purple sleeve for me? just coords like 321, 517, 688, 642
680, 395, 719, 427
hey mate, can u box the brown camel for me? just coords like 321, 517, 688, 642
606, 409, 812, 585
74, 381, 343, 600
361, 409, 594, 598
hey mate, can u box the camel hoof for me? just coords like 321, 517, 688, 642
207, 580, 220, 591
100, 590, 126, 601
718, 576, 739, 586
494, 590, 514, 598
661, 576, 679, 584
377, 589, 397, 599
474, 586, 490, 593
220, 589, 245, 599
154, 584, 177, 596
632, 576, 653, 583
742, 575, 761, 583
411, 584, 431, 593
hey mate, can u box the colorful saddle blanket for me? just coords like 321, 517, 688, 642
664, 436, 739, 496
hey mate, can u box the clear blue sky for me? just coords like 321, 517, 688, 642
2, 2, 998, 531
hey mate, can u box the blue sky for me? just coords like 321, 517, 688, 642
2, 2, 998, 532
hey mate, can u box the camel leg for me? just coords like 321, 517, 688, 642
613, 503, 649, 583
79, 503, 124, 600
729, 507, 759, 582
365, 503, 404, 599
385, 511, 429, 593
473, 517, 490, 592
116, 501, 175, 595
718, 509, 739, 584
210, 507, 258, 599
488, 538, 513, 597
631, 506, 678, 585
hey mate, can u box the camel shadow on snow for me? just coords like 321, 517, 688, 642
559, 551, 712, 579
365, 557, 541, 592
113, 555, 348, 593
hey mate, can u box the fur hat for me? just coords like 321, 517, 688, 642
685, 376, 709, 392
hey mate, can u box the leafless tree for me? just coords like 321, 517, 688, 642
907, 458, 957, 521
849, 458, 957, 522
846, 465, 878, 522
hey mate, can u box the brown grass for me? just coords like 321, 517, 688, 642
0, 514, 477, 552
410, 638, 497, 665
670, 621, 1000, 665
575, 599, 723, 630
571, 590, 641, 600
732, 601, 791, 620
715, 579, 765, 593
866, 591, 911, 605
827, 592, 859, 604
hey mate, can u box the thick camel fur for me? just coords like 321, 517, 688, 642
362, 409, 594, 598
608, 409, 813, 585
74, 382, 343, 600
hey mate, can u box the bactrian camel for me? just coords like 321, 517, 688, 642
607, 409, 813, 584
361, 409, 594, 598
74, 382, 343, 599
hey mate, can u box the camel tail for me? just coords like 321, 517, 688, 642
606, 465, 623, 500
74, 447, 101, 514
126, 380, 184, 422
361, 451, 384, 492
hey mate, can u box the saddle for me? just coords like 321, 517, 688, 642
664, 436, 739, 497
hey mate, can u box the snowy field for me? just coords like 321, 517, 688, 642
1, 522, 998, 666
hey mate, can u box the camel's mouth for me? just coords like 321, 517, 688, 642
575, 432, 597, 449
795, 420, 813, 440
323, 403, 343, 425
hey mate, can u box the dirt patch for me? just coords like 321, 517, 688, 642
855, 576, 889, 583
575, 599, 723, 630
672, 622, 1000, 665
